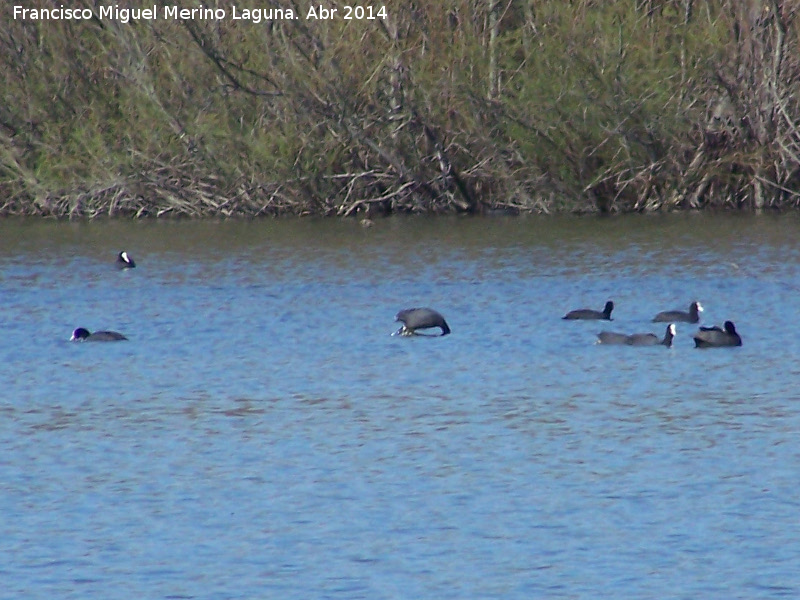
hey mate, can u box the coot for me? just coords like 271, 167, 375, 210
394, 308, 450, 336
116, 251, 136, 269
628, 324, 676, 347
597, 323, 675, 347
563, 300, 614, 320
595, 331, 630, 345
70, 327, 128, 342
653, 301, 702, 323
693, 321, 742, 348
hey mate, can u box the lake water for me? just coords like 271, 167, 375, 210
1, 213, 799, 599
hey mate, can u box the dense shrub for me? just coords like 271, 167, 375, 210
1, 0, 799, 217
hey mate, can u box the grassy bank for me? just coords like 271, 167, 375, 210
2, 0, 799, 218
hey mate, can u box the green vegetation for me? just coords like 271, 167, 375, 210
2, 0, 799, 217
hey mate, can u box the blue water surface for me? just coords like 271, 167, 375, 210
1, 213, 799, 599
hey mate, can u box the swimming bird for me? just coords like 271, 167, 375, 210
116, 251, 136, 269
563, 300, 614, 320
628, 324, 676, 347
394, 308, 450, 336
70, 327, 128, 342
693, 321, 742, 348
597, 323, 675, 347
653, 301, 702, 323
595, 331, 630, 345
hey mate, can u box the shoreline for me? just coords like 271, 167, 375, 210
0, 193, 792, 221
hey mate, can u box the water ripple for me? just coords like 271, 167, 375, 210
1, 214, 800, 598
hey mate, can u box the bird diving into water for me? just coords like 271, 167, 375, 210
393, 307, 451, 337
